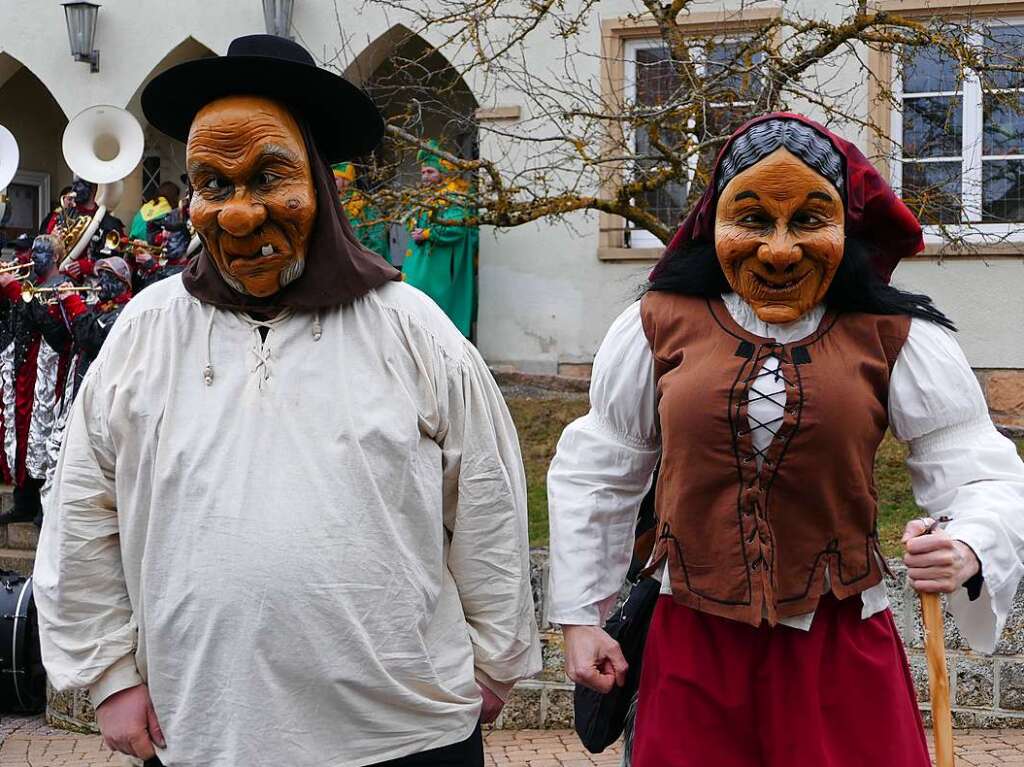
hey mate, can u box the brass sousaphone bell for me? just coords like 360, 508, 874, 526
60, 105, 144, 263
0, 124, 19, 226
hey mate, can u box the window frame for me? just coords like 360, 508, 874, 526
597, 9, 781, 262
621, 34, 767, 249
876, 3, 1024, 251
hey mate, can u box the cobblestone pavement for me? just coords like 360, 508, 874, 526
3, 719, 1024, 766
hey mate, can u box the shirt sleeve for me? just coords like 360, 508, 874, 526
890, 318, 1024, 654
34, 351, 144, 706
546, 302, 662, 627
440, 339, 542, 699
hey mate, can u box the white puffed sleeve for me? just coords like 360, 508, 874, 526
546, 302, 662, 626
890, 318, 1024, 653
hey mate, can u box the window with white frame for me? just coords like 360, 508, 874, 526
893, 21, 1024, 236
623, 36, 764, 248
142, 155, 162, 202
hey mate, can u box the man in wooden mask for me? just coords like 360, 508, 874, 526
35, 35, 539, 767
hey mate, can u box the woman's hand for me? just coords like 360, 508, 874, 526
562, 625, 628, 694
902, 519, 980, 594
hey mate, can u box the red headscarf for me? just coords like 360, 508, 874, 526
649, 112, 923, 285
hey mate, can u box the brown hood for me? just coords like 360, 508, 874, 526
182, 121, 400, 312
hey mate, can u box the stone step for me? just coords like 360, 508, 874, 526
5, 522, 38, 551
0, 547, 34, 575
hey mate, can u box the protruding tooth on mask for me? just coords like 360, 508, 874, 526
261, 244, 274, 256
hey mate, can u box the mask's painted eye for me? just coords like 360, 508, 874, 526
203, 177, 228, 192
794, 212, 823, 226
257, 172, 279, 186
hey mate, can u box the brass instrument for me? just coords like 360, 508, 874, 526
0, 262, 31, 277
0, 124, 17, 224
126, 238, 167, 267
126, 238, 164, 256
21, 284, 100, 304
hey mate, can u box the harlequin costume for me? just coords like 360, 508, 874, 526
129, 196, 174, 241
401, 141, 477, 338
332, 162, 390, 262
0, 235, 75, 524
547, 114, 1024, 766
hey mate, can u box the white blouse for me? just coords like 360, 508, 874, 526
546, 293, 1024, 653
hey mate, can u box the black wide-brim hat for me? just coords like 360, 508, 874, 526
141, 34, 383, 163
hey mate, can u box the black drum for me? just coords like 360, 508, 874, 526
0, 571, 46, 713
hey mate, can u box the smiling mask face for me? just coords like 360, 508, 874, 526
714, 147, 845, 324
186, 95, 317, 298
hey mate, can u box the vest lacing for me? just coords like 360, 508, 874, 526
737, 344, 797, 468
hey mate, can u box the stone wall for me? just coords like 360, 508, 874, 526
489, 549, 1024, 730
43, 547, 1024, 733
979, 369, 1024, 431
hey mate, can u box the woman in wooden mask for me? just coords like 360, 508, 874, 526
547, 113, 1024, 766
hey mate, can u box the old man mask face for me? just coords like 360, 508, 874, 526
714, 147, 845, 324
187, 95, 317, 298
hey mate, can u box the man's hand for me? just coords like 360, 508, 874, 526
0, 273, 17, 289
478, 683, 504, 724
95, 684, 165, 760
62, 260, 82, 281
562, 625, 628, 694
411, 228, 428, 243
902, 519, 980, 594
134, 247, 155, 267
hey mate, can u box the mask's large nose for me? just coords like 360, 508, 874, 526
218, 199, 268, 238
756, 232, 802, 274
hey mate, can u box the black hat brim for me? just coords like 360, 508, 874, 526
141, 56, 384, 163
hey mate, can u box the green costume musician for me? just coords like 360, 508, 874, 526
332, 162, 390, 263
401, 141, 477, 338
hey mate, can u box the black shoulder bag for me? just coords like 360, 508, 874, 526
572, 472, 661, 753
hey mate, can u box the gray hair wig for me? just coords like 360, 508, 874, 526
715, 118, 845, 198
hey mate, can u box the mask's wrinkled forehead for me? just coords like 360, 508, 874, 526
715, 119, 845, 200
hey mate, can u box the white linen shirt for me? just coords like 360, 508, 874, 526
547, 294, 1024, 653
35, 276, 541, 767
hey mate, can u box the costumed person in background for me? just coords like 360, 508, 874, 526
0, 234, 74, 526
547, 114, 1024, 767
402, 140, 477, 338
41, 256, 134, 490
129, 181, 180, 242
132, 207, 198, 292
35, 35, 540, 767
48, 177, 125, 284
39, 186, 72, 235
332, 161, 390, 262
59, 255, 132, 395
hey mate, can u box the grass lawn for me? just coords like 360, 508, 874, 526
507, 396, 1024, 556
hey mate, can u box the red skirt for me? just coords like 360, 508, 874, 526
631, 594, 931, 767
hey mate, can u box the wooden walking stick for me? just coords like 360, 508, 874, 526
917, 517, 955, 767
919, 591, 954, 767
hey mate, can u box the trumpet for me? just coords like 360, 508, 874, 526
0, 262, 31, 277
21, 284, 100, 304
126, 238, 165, 256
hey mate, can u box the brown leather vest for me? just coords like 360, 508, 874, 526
640, 292, 910, 626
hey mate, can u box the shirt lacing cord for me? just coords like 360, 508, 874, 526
249, 326, 273, 389
201, 306, 321, 388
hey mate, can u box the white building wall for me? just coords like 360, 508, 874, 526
0, 0, 1018, 373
